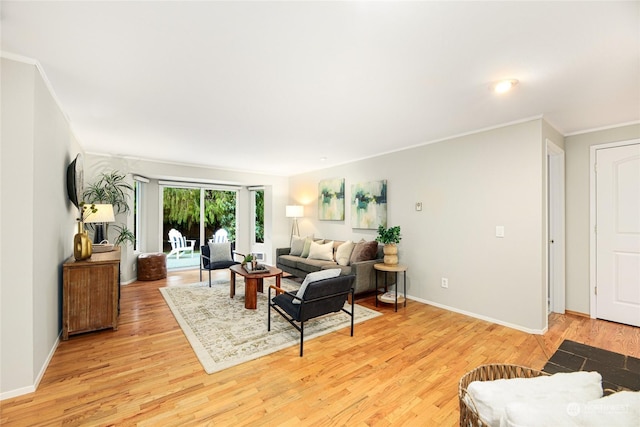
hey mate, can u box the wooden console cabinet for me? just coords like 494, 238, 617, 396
62, 247, 121, 340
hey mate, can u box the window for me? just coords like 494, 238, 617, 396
132, 175, 148, 252
253, 189, 264, 244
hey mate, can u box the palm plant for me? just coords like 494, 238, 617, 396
83, 171, 135, 247
83, 171, 133, 215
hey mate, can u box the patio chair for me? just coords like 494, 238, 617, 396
209, 228, 229, 244
167, 229, 195, 259
268, 272, 355, 356
200, 242, 242, 286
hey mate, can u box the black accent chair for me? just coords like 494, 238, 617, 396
268, 275, 356, 356
199, 243, 241, 286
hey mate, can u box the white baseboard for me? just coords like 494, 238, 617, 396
406, 295, 548, 335
0, 333, 60, 401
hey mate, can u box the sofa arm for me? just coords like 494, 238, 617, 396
276, 247, 291, 258
350, 258, 384, 294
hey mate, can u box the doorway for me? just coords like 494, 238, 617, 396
590, 140, 640, 327
160, 184, 238, 270
547, 139, 566, 314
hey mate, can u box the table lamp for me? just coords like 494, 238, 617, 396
84, 204, 115, 244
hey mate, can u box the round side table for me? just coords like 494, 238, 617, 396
374, 263, 407, 312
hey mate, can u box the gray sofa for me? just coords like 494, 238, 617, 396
276, 239, 389, 296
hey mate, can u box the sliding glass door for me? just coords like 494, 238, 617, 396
162, 185, 237, 269
204, 189, 237, 242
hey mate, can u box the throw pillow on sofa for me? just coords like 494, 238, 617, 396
350, 240, 378, 264
293, 268, 341, 304
335, 240, 355, 266
308, 240, 334, 261
300, 237, 314, 258
290, 235, 312, 256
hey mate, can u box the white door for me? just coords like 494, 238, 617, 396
547, 140, 565, 314
596, 142, 640, 327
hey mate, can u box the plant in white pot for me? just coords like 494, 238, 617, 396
376, 225, 402, 265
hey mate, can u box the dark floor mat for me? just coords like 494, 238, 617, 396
543, 340, 640, 394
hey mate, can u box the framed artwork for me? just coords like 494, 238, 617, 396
318, 178, 345, 220
351, 180, 387, 229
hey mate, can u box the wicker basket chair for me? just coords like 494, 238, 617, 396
458, 364, 550, 427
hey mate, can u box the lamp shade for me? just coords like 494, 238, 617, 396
285, 205, 303, 218
84, 204, 115, 223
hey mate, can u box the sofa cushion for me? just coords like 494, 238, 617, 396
296, 258, 337, 273
335, 240, 355, 266
350, 240, 378, 264
308, 240, 334, 261
278, 254, 302, 269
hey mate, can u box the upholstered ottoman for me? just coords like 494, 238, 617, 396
138, 253, 167, 281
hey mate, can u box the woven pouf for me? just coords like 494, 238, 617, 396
138, 253, 167, 281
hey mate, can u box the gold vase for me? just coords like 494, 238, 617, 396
74, 222, 93, 261
383, 243, 398, 265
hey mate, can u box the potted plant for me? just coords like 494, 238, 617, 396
83, 170, 136, 247
376, 225, 402, 265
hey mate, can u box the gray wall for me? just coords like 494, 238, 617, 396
564, 123, 640, 313
1, 57, 82, 398
289, 119, 550, 332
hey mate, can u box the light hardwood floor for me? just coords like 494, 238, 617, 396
2, 269, 639, 426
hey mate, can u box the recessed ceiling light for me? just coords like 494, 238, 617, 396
320, 157, 327, 162
491, 79, 519, 94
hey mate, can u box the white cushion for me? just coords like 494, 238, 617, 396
308, 240, 334, 261
293, 268, 341, 304
465, 371, 603, 427
208, 242, 232, 262
335, 240, 355, 266
502, 391, 640, 427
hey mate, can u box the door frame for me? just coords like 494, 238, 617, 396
546, 139, 566, 314
589, 139, 640, 318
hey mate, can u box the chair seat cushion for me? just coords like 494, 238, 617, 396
272, 275, 355, 321
204, 260, 239, 270
272, 293, 300, 318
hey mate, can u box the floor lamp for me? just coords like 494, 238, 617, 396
285, 205, 303, 244
84, 203, 116, 244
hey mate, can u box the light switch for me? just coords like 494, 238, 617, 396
496, 226, 505, 238
415, 202, 423, 211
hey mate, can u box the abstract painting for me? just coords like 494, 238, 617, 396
351, 180, 387, 229
318, 178, 345, 221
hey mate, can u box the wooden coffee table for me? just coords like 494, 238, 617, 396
229, 264, 283, 309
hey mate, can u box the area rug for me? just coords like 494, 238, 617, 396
159, 278, 382, 374
543, 340, 640, 393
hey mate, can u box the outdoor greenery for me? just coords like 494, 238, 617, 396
255, 190, 264, 243
163, 188, 237, 242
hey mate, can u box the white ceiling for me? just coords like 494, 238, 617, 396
2, 1, 639, 176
